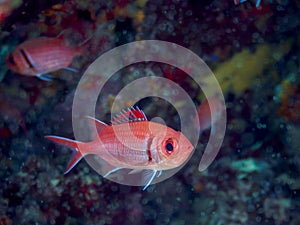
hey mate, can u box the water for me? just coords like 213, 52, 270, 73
0, 0, 299, 224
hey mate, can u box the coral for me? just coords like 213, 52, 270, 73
0, 0, 299, 225
202, 40, 292, 96
230, 158, 269, 173
263, 197, 291, 224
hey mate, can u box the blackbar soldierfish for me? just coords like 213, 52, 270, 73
46, 107, 194, 190
6, 37, 83, 81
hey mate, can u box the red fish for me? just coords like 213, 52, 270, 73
45, 107, 194, 190
196, 98, 224, 132
6, 37, 83, 81
0, 1, 12, 24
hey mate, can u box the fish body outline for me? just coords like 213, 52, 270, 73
46, 107, 194, 190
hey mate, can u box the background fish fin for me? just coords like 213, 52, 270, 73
64, 67, 79, 73
37, 74, 54, 81
142, 170, 157, 190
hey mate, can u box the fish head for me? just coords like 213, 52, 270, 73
7, 50, 23, 74
6, 48, 34, 76
154, 127, 194, 170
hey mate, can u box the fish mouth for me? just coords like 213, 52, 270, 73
7, 54, 14, 65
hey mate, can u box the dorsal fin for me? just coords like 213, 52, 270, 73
111, 106, 148, 125
85, 116, 108, 136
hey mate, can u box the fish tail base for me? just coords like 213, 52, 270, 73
45, 135, 83, 173
64, 150, 83, 174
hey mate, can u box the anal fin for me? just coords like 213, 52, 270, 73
65, 150, 83, 174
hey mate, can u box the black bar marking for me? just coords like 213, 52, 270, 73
146, 137, 153, 162
20, 49, 34, 68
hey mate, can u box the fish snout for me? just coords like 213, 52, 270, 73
6, 52, 23, 74
6, 53, 16, 68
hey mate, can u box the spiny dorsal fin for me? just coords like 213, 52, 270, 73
111, 106, 148, 125
85, 116, 108, 134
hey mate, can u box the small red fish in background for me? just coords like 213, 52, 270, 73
195, 98, 224, 132
0, 1, 11, 24
6, 36, 85, 81
45, 107, 194, 190
0, 0, 20, 24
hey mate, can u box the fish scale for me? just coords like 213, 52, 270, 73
7, 37, 82, 77
93, 122, 158, 166
45, 107, 194, 189
23, 38, 78, 72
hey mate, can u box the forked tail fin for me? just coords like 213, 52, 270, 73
45, 135, 84, 174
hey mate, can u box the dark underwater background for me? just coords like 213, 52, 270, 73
0, 0, 299, 224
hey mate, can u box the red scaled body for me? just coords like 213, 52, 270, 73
80, 120, 193, 170
46, 107, 194, 189
6, 37, 82, 77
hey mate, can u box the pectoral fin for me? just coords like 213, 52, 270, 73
64, 67, 79, 73
37, 74, 54, 81
128, 169, 143, 175
103, 167, 122, 178
142, 170, 157, 191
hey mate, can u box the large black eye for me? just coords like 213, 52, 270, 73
162, 138, 178, 155
165, 142, 173, 152
7, 55, 15, 64
163, 138, 178, 155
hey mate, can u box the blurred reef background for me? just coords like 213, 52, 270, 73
0, 0, 300, 224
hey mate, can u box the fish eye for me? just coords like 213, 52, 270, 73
7, 55, 15, 64
163, 138, 178, 155
166, 142, 173, 151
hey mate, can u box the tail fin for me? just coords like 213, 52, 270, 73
45, 135, 83, 174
